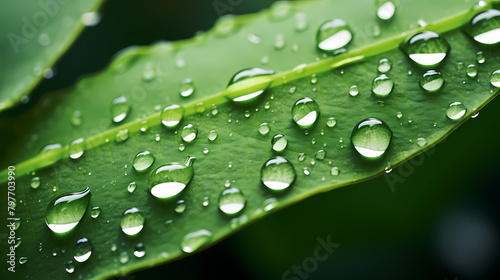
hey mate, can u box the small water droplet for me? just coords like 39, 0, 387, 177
111, 97, 130, 123
202, 196, 210, 207
90, 207, 101, 218
377, 58, 391, 73
31, 176, 41, 189
467, 9, 500, 45
68, 138, 85, 160
316, 19, 353, 52
181, 229, 212, 253
179, 78, 195, 97
175, 200, 187, 214
376, 0, 396, 21
133, 151, 155, 172
161, 104, 184, 128
271, 134, 288, 152
140, 121, 148, 133
134, 243, 146, 258
119, 251, 129, 264
65, 261, 75, 273
203, 148, 209, 155
38, 33, 50, 46
351, 118, 392, 158
261, 157, 296, 191
349, 85, 359, 96
259, 123, 271, 135
295, 12, 308, 32
226, 68, 274, 105
372, 74, 394, 97
127, 182, 137, 193
70, 110, 83, 127
420, 70, 444, 92
326, 117, 337, 128
247, 33, 261, 44
149, 157, 196, 198
218, 187, 246, 215
274, 33, 286, 50
74, 237, 93, 262
115, 129, 129, 143
289, 86, 297, 94
244, 110, 251, 117
207, 130, 218, 141
369, 22, 381, 37
81, 11, 101, 26
467, 64, 478, 77
310, 74, 318, 84
446, 102, 467, 120
476, 51, 486, 64
155, 134, 161, 142
120, 207, 145, 236
402, 31, 449, 67
292, 97, 320, 129
178, 143, 185, 152
45, 188, 91, 233
181, 124, 198, 143
19, 257, 28, 265
416, 137, 427, 147
303, 167, 310, 176
214, 15, 237, 37
471, 111, 480, 118
490, 70, 500, 87
315, 150, 327, 160
330, 167, 340, 176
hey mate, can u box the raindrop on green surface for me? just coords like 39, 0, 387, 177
218, 187, 246, 215
467, 64, 478, 78
310, 74, 318, 84
259, 123, 271, 135
214, 15, 237, 37
377, 58, 391, 73
476, 51, 486, 64
203, 148, 209, 155
245, 110, 251, 117
396, 111, 403, 119
349, 85, 359, 96
416, 138, 427, 147
111, 96, 130, 123
330, 167, 340, 176
134, 243, 146, 258
161, 104, 184, 128
175, 200, 187, 214
372, 74, 394, 97
315, 150, 327, 160
269, 1, 292, 21
274, 33, 286, 50
119, 252, 129, 264
127, 182, 137, 193
140, 121, 148, 133
65, 261, 75, 273
31, 176, 41, 189
446, 102, 467, 120
69, 138, 85, 160
181, 124, 198, 143
120, 207, 145, 236
133, 151, 155, 172
351, 118, 392, 159
45, 188, 91, 233
316, 19, 353, 52
115, 129, 129, 143
291, 97, 320, 129
376, 0, 396, 21
70, 110, 83, 127
19, 257, 28, 265
202, 196, 210, 207
74, 237, 93, 262
420, 70, 444, 92
261, 156, 296, 191
326, 117, 337, 127
271, 134, 288, 152
181, 229, 212, 253
90, 207, 101, 218
467, 9, 500, 45
208, 130, 218, 141
295, 12, 308, 32
148, 157, 196, 199
490, 70, 500, 87
401, 31, 449, 67
179, 78, 195, 97
226, 68, 274, 105
178, 143, 185, 152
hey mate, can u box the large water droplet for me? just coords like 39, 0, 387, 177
376, 0, 396, 21
316, 19, 353, 52
291, 97, 320, 129
226, 68, 274, 105
402, 31, 449, 67
490, 70, 500, 87
351, 118, 392, 159
181, 229, 212, 253
372, 74, 394, 97
148, 157, 196, 198
218, 187, 246, 215
45, 188, 91, 233
271, 134, 288, 152
74, 237, 93, 262
111, 97, 130, 123
261, 156, 296, 191
181, 124, 198, 143
69, 138, 85, 160
179, 78, 195, 97
133, 151, 155, 172
420, 70, 444, 92
467, 9, 500, 45
446, 102, 467, 120
120, 207, 145, 236
161, 104, 184, 128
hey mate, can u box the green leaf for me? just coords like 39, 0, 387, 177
0, 0, 105, 112
1, 0, 499, 279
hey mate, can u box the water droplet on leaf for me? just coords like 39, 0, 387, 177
45, 188, 91, 233
261, 156, 296, 191
226, 68, 274, 105
181, 124, 198, 143
372, 74, 394, 97
420, 70, 444, 92
446, 102, 467, 120
133, 151, 155, 172
401, 31, 449, 67
120, 207, 145, 236
69, 138, 85, 160
316, 19, 353, 52
271, 134, 288, 152
148, 157, 196, 199
111, 97, 130, 123
292, 97, 320, 129
467, 9, 500, 45
74, 237, 92, 262
351, 118, 392, 159
218, 187, 246, 215
181, 229, 212, 253
376, 0, 396, 21
161, 105, 184, 128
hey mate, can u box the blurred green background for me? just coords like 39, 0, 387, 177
5, 0, 500, 279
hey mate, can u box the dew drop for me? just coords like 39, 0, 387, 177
349, 85, 359, 96
310, 74, 318, 84
467, 9, 500, 45
69, 138, 85, 160
178, 143, 185, 152
416, 137, 427, 147
140, 121, 148, 133
476, 51, 486, 64
420, 70, 444, 92
31, 177, 41, 189
161, 104, 184, 128
74, 237, 93, 262
179, 78, 195, 97
295, 12, 308, 32
316, 19, 353, 52
181, 124, 198, 143
446, 102, 467, 120
261, 156, 296, 191
120, 207, 145, 236
65, 261, 75, 273
401, 31, 449, 67
292, 97, 320, 129
226, 68, 274, 105
134, 243, 146, 258
181, 229, 212, 253
326, 117, 337, 127
315, 150, 327, 160
377, 58, 391, 73
19, 257, 28, 265
90, 207, 101, 218
259, 123, 271, 135
467, 64, 478, 78
245, 109, 251, 117
45, 188, 91, 233
269, 1, 293, 21
218, 187, 246, 215
274, 33, 286, 50
155, 134, 161, 142
490, 70, 500, 87
111, 97, 130, 123
330, 167, 340, 176
148, 157, 196, 199
81, 11, 101, 26
351, 118, 392, 159
175, 200, 187, 214
119, 252, 129, 264
203, 148, 209, 155
376, 0, 396, 21
133, 151, 155, 172
271, 134, 288, 152
208, 130, 218, 141
372, 74, 394, 97
127, 182, 137, 193
70, 110, 83, 127
214, 15, 237, 37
